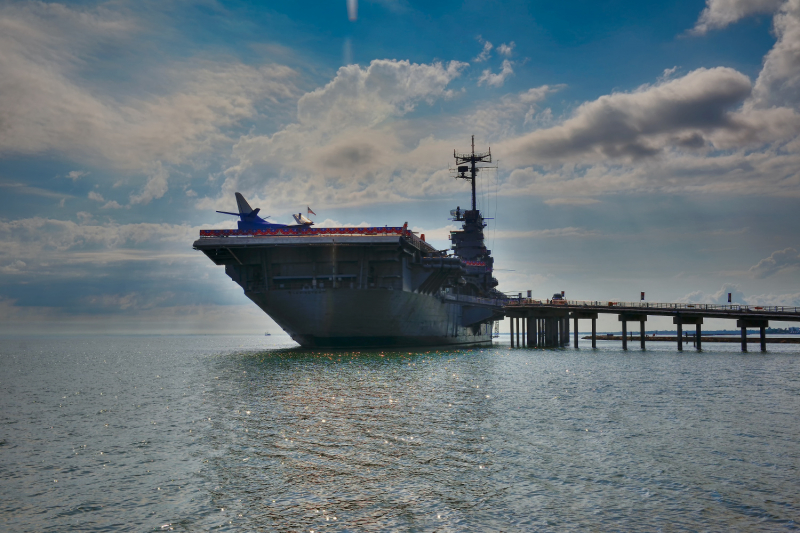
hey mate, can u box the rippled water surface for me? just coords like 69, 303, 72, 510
1, 335, 799, 531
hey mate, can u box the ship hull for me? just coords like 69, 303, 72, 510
245, 288, 493, 348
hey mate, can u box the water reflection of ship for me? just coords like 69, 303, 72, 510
194, 137, 505, 347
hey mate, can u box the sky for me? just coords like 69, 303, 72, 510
1, 0, 799, 334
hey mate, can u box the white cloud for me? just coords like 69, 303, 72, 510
101, 200, 123, 209
750, 0, 800, 109
474, 37, 493, 62
129, 161, 169, 205
0, 2, 297, 171
315, 218, 372, 228
497, 42, 515, 56
496, 148, 800, 200
0, 217, 206, 261
218, 59, 468, 211
88, 191, 104, 202
677, 283, 747, 304
0, 181, 72, 199
409, 224, 459, 242
478, 60, 514, 87
66, 170, 88, 181
502, 67, 800, 167
691, 0, 784, 34
748, 247, 800, 277
676, 283, 800, 307
677, 284, 800, 307
745, 291, 800, 306
1, 260, 26, 273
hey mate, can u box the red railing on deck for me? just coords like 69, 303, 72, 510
199, 224, 438, 252
199, 226, 408, 238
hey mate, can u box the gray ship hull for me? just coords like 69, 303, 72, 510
246, 288, 493, 348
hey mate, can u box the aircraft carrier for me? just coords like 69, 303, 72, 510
193, 137, 505, 348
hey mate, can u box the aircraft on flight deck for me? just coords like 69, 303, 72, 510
216, 192, 314, 231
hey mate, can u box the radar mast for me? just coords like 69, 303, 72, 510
454, 135, 492, 211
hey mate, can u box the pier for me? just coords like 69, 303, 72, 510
503, 299, 800, 351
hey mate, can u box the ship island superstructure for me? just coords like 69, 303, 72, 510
193, 137, 505, 347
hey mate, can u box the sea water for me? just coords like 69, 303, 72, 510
1, 335, 798, 531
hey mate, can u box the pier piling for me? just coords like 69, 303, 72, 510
621, 320, 627, 350
696, 323, 702, 351
736, 319, 769, 352
640, 321, 646, 350
504, 300, 795, 352
574, 317, 579, 348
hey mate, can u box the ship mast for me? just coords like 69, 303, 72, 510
454, 135, 492, 211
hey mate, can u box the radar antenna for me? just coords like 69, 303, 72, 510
454, 135, 492, 211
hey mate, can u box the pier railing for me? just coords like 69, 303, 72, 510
504, 298, 800, 315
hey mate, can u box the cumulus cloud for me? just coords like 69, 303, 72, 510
315, 219, 372, 228
129, 162, 169, 205
691, 0, 784, 34
496, 148, 800, 199
744, 291, 800, 306
503, 67, 759, 164
497, 42, 515, 56
750, 0, 800, 109
451, 85, 563, 141
677, 283, 747, 304
0, 1, 297, 170
1, 260, 26, 274
219, 59, 468, 211
478, 60, 514, 87
0, 218, 201, 257
677, 284, 800, 307
474, 37, 493, 61
88, 191, 105, 202
748, 247, 800, 277
66, 170, 88, 181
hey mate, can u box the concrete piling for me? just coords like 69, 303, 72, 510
573, 317, 579, 348
505, 301, 789, 353
621, 320, 627, 350
640, 321, 646, 350
696, 323, 702, 351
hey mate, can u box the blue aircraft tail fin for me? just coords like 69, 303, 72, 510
235, 192, 253, 216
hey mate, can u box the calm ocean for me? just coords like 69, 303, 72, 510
1, 334, 798, 531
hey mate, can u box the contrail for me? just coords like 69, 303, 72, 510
347, 0, 357, 21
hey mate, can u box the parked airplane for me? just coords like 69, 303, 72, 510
216, 192, 314, 231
